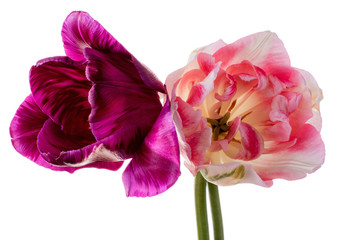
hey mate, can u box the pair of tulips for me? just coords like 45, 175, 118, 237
10, 11, 324, 198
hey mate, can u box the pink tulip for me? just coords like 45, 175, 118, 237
10, 11, 180, 197
166, 31, 324, 187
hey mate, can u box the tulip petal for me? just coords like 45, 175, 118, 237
226, 60, 268, 90
131, 57, 166, 93
37, 118, 123, 170
30, 57, 92, 135
198, 162, 269, 187
186, 63, 220, 106
10, 95, 48, 164
197, 52, 216, 75
9, 95, 84, 172
175, 98, 212, 171
214, 31, 291, 82
62, 11, 127, 62
85, 48, 163, 154
61, 11, 167, 94
252, 124, 325, 181
215, 75, 237, 101
223, 120, 264, 161
237, 121, 264, 160
122, 99, 180, 197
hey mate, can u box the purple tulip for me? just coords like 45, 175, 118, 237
10, 11, 180, 197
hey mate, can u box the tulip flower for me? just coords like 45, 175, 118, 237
166, 31, 325, 239
10, 11, 180, 197
166, 31, 324, 187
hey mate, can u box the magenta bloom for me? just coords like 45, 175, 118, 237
10, 11, 180, 197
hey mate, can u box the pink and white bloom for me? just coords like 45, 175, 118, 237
166, 31, 324, 187
10, 11, 180, 197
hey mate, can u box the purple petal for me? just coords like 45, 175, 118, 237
30, 56, 92, 135
61, 11, 127, 62
37, 118, 123, 170
132, 57, 165, 93
85, 48, 163, 154
10, 95, 48, 163
122, 98, 180, 197
9, 95, 81, 172
61, 11, 165, 92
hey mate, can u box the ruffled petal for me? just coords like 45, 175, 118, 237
302, 70, 323, 110
37, 118, 123, 170
175, 98, 212, 170
226, 60, 268, 90
214, 31, 291, 82
176, 69, 206, 101
287, 81, 314, 136
251, 124, 325, 181
187, 39, 227, 64
61, 11, 127, 61
165, 67, 186, 101
122, 98, 180, 197
85, 48, 162, 154
30, 56, 92, 135
225, 121, 264, 160
238, 121, 264, 159
186, 63, 220, 106
214, 75, 237, 101
175, 97, 203, 135
197, 52, 216, 75
294, 68, 323, 131
198, 162, 269, 187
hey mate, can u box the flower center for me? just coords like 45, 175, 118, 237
207, 112, 231, 141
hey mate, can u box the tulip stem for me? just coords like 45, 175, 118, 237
195, 172, 210, 240
208, 182, 224, 240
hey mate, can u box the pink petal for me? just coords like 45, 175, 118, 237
226, 60, 268, 90
288, 92, 313, 137
214, 31, 292, 83
165, 67, 186, 102
194, 39, 227, 55
259, 121, 292, 142
122, 98, 180, 197
175, 98, 212, 170
252, 124, 325, 181
85, 48, 163, 154
226, 121, 264, 160
186, 63, 220, 106
214, 75, 237, 101
262, 75, 286, 97
175, 97, 203, 134
185, 128, 212, 167
291, 68, 323, 131
197, 52, 216, 75
225, 116, 241, 141
238, 121, 264, 160
61, 11, 127, 61
209, 139, 229, 152
176, 69, 206, 101
30, 57, 92, 135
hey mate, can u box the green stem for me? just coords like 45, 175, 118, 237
208, 182, 224, 240
195, 172, 210, 240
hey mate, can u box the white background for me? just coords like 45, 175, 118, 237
1, 0, 359, 239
